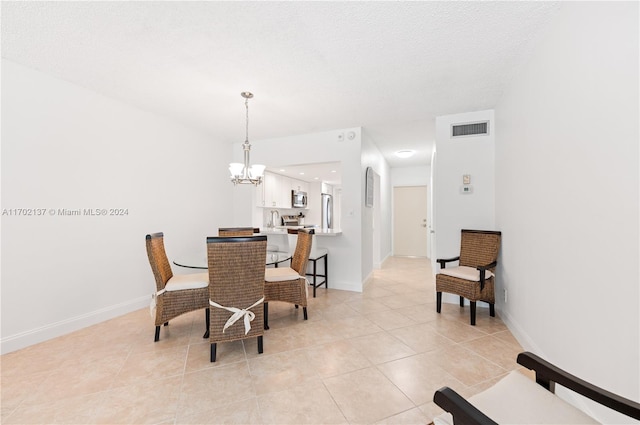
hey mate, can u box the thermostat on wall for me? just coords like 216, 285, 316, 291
460, 185, 473, 194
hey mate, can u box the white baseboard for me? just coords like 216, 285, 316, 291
329, 279, 363, 293
375, 252, 392, 269
496, 307, 544, 355
1, 296, 149, 354
497, 308, 608, 423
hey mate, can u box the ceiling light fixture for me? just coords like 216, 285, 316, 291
229, 92, 265, 185
395, 150, 415, 158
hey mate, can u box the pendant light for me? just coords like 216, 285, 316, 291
229, 92, 265, 185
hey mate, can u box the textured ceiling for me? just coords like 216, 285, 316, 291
1, 1, 560, 167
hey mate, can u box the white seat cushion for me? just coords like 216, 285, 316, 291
288, 234, 328, 260
309, 247, 328, 260
438, 265, 494, 281
287, 234, 298, 256
265, 267, 301, 282
434, 371, 599, 425
165, 272, 209, 291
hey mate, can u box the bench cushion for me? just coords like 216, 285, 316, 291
434, 371, 599, 424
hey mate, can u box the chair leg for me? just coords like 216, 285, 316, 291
210, 343, 217, 362
303, 307, 308, 320
154, 325, 161, 342
324, 254, 328, 287
470, 302, 476, 326
264, 303, 269, 330
203, 308, 210, 339
436, 292, 442, 313
459, 296, 464, 307
257, 336, 264, 354
164, 322, 169, 326
312, 259, 317, 298
490, 303, 495, 317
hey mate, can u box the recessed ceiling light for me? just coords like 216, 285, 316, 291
331, 170, 336, 173
299, 172, 305, 175
279, 169, 285, 172
314, 177, 319, 180
395, 150, 415, 158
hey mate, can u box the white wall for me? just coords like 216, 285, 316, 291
433, 110, 496, 300
303, 181, 322, 226
234, 127, 366, 292
361, 132, 392, 277
1, 59, 233, 353
494, 2, 639, 422
391, 165, 430, 187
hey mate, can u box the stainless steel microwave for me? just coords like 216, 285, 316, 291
291, 190, 308, 208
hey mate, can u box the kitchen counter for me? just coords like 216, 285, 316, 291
259, 227, 342, 236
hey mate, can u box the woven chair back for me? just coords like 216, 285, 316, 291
459, 230, 501, 272
290, 229, 314, 275
218, 227, 259, 237
206, 236, 267, 340
145, 232, 173, 291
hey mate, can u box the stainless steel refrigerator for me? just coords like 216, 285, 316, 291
321, 193, 333, 229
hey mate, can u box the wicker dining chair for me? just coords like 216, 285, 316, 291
436, 229, 502, 325
207, 235, 267, 362
263, 229, 313, 329
218, 227, 260, 237
146, 232, 210, 342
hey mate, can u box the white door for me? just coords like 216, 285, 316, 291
394, 186, 428, 257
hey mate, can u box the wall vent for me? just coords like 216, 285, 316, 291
451, 121, 489, 138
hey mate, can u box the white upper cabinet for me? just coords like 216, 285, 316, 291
276, 173, 290, 208
257, 171, 309, 209
321, 182, 333, 196
293, 180, 309, 194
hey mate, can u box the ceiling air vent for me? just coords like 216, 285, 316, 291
451, 121, 489, 138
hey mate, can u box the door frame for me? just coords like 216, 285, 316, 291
392, 184, 430, 258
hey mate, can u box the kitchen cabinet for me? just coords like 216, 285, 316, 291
256, 171, 310, 208
265, 172, 280, 208
275, 173, 289, 208
291, 180, 309, 194
255, 172, 272, 207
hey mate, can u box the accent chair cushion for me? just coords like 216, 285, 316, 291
438, 265, 494, 282
165, 272, 209, 291
433, 371, 599, 425
265, 267, 301, 282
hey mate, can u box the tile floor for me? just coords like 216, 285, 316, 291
1, 257, 526, 424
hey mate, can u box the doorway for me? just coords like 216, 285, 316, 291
393, 186, 428, 257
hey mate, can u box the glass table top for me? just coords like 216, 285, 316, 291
173, 251, 291, 269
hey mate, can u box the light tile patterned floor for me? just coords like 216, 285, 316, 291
1, 257, 525, 424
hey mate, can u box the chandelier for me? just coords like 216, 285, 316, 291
229, 92, 265, 185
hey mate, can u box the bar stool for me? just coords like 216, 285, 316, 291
287, 232, 328, 297
306, 245, 328, 297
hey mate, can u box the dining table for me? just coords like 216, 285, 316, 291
173, 251, 292, 269
174, 250, 291, 339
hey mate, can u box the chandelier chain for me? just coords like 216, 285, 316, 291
245, 96, 249, 144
